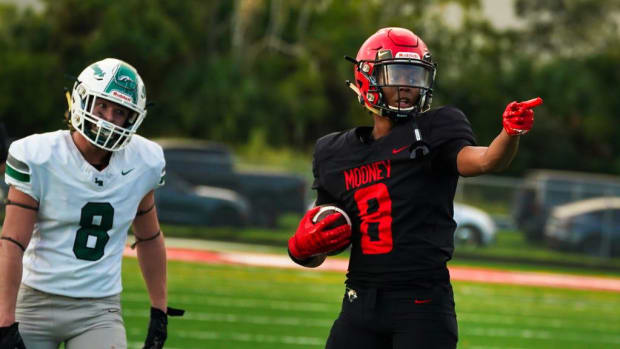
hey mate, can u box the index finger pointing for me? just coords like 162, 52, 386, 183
519, 97, 543, 109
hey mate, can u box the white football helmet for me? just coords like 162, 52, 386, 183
70, 58, 147, 151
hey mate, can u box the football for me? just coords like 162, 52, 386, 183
312, 205, 352, 255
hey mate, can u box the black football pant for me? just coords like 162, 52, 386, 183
325, 283, 458, 349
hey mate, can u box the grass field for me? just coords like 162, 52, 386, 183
161, 222, 620, 272
121, 258, 620, 349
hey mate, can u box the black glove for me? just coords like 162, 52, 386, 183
0, 322, 26, 349
143, 307, 184, 349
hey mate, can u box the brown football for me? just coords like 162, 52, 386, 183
312, 205, 352, 255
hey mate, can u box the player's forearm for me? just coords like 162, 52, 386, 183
480, 129, 520, 173
136, 235, 167, 311
0, 245, 23, 326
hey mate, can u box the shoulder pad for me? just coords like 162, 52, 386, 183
427, 106, 476, 148
314, 129, 352, 161
127, 135, 165, 168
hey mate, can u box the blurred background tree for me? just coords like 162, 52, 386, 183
1, 0, 619, 175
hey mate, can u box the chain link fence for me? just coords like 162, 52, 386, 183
456, 171, 620, 258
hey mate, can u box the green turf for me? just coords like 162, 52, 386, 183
158, 223, 620, 277
160, 218, 620, 272
456, 230, 620, 271
121, 258, 620, 349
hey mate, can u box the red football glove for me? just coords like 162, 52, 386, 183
502, 97, 543, 136
288, 206, 352, 260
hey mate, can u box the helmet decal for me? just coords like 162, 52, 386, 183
91, 64, 105, 80
395, 52, 420, 59
105, 64, 139, 104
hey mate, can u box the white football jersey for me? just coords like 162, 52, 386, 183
4, 130, 165, 298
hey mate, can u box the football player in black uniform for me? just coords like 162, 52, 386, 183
287, 27, 543, 349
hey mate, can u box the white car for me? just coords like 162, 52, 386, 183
453, 202, 497, 246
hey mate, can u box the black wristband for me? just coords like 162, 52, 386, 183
150, 307, 168, 324
0, 322, 18, 336
130, 230, 161, 249
4, 199, 39, 212
136, 202, 155, 216
0, 322, 25, 349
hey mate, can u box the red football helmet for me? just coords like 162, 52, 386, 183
350, 27, 436, 120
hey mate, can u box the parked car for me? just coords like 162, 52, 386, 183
513, 169, 620, 241
155, 171, 250, 226
453, 202, 497, 247
156, 139, 307, 227
544, 197, 620, 257
0, 167, 247, 228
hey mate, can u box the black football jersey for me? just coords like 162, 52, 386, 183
312, 106, 476, 289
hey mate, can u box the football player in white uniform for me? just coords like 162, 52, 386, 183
0, 58, 182, 349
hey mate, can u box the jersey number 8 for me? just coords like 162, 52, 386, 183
73, 202, 113, 261
354, 183, 393, 254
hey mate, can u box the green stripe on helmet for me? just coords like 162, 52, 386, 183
104, 63, 139, 104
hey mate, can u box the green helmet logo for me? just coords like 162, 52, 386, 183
91, 64, 105, 80
105, 64, 138, 104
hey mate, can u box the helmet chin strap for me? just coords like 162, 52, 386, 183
347, 80, 429, 159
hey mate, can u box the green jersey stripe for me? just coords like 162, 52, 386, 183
6, 154, 30, 172
6, 163, 30, 182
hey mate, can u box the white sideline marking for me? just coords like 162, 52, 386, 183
123, 309, 332, 327
128, 329, 323, 346
127, 317, 620, 345
459, 312, 619, 332
122, 292, 335, 312
462, 327, 620, 345
124, 306, 620, 344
